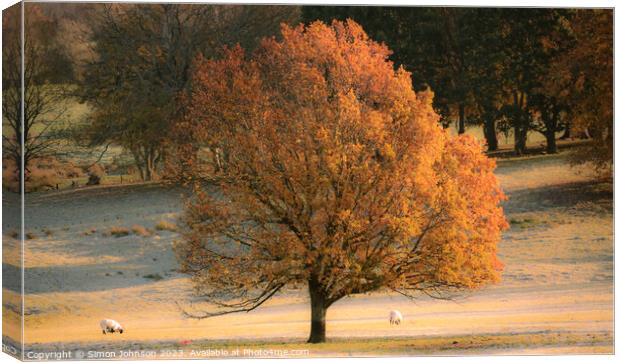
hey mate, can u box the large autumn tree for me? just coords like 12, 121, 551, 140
172, 20, 507, 343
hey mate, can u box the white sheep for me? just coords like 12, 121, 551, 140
100, 319, 124, 334
389, 310, 403, 325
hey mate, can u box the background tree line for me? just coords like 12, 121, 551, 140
2, 5, 613, 188
76, 4, 301, 181
3, 3, 301, 185
303, 7, 612, 161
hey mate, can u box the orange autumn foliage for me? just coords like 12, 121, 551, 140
172, 20, 507, 343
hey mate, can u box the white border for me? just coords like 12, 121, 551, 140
0, 2, 615, 362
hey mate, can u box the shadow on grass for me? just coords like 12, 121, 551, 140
503, 180, 612, 214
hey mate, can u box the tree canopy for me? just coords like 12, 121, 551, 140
78, 4, 300, 180
172, 20, 508, 343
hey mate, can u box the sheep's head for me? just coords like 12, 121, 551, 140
119, 328, 124, 334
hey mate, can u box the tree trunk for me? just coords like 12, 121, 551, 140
145, 151, 158, 181
137, 165, 146, 182
560, 122, 571, 140
307, 279, 327, 343
512, 92, 528, 156
145, 164, 152, 181
130, 147, 147, 181
15, 154, 23, 193
513, 113, 528, 156
483, 117, 498, 152
540, 108, 559, 154
545, 130, 558, 154
131, 147, 160, 181
458, 103, 466, 134
514, 126, 527, 156
214, 147, 223, 173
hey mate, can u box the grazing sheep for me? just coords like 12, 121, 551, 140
389, 310, 403, 325
100, 319, 124, 334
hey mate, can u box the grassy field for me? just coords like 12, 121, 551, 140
19, 331, 612, 358
187, 331, 613, 356
184, 330, 614, 355
2, 150, 613, 357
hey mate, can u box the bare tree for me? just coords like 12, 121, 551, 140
78, 4, 300, 181
2, 4, 68, 187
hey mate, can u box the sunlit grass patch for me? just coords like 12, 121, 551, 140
155, 220, 177, 232
132, 224, 152, 237
109, 226, 130, 237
